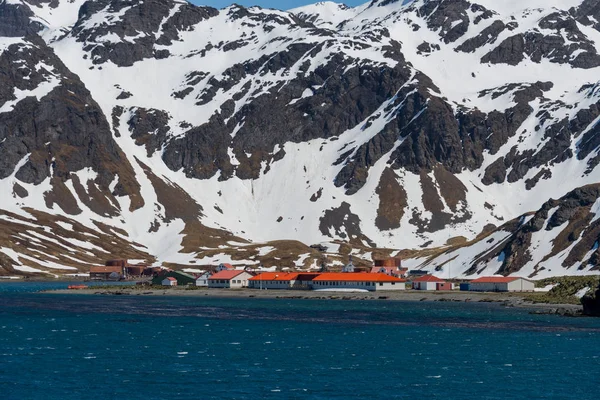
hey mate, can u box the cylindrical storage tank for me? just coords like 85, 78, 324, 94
106, 259, 127, 267
127, 266, 145, 276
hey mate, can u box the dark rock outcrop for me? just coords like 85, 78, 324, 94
482, 11, 600, 68
581, 283, 600, 316
72, 0, 219, 66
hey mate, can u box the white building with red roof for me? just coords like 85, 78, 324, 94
216, 263, 236, 271
469, 276, 534, 292
208, 270, 253, 289
412, 275, 452, 291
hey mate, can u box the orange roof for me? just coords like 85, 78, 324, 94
90, 266, 123, 273
295, 273, 321, 281
249, 272, 278, 281
470, 276, 521, 283
313, 273, 405, 283
164, 277, 177, 281
412, 275, 446, 283
209, 270, 247, 280
219, 263, 234, 269
249, 272, 301, 281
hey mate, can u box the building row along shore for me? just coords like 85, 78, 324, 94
86, 258, 535, 293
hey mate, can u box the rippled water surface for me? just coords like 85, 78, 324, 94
1, 282, 599, 399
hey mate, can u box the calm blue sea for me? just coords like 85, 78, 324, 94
1, 282, 599, 399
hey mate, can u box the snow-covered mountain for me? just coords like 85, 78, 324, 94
2, 0, 600, 278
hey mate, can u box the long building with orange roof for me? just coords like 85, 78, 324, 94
248, 272, 320, 290
312, 273, 406, 292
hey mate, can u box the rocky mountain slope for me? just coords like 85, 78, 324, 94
1, 0, 600, 279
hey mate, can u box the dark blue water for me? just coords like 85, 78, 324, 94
1, 283, 599, 399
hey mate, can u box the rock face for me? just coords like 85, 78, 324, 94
2, 0, 600, 276
581, 284, 600, 316
414, 184, 600, 279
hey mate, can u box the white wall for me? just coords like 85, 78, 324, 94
248, 280, 294, 289
414, 281, 437, 290
507, 279, 535, 292
313, 281, 403, 291
196, 273, 211, 287
376, 282, 405, 291
209, 272, 253, 288
470, 279, 534, 292
313, 281, 376, 291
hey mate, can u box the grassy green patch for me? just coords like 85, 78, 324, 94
524, 276, 600, 305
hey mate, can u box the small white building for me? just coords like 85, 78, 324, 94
312, 273, 406, 292
412, 275, 452, 291
195, 271, 212, 287
208, 270, 253, 288
162, 277, 177, 286
469, 276, 534, 292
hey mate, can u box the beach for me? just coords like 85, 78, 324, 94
46, 286, 583, 315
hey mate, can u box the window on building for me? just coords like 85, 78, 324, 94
379, 283, 383, 286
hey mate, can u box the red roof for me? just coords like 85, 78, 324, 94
164, 277, 177, 281
209, 270, 246, 280
313, 273, 405, 283
219, 263, 234, 269
412, 275, 446, 283
470, 276, 521, 283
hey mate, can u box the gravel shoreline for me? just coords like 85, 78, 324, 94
46, 287, 583, 315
